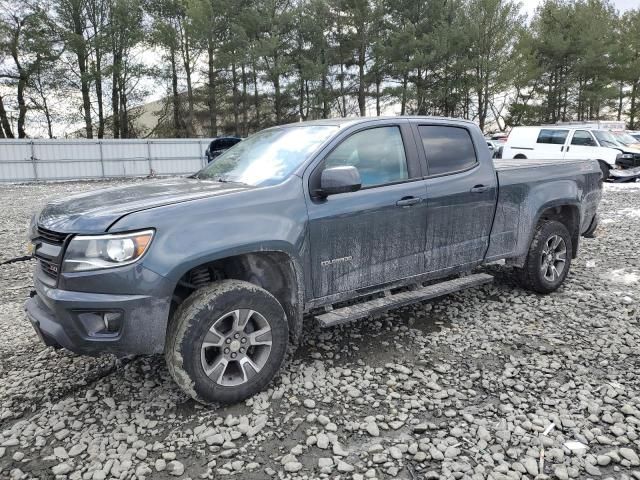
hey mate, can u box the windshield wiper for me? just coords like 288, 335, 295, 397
215, 177, 249, 185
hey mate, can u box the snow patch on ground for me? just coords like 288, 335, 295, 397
601, 206, 640, 223
604, 182, 640, 192
602, 269, 640, 285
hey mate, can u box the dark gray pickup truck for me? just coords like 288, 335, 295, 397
26, 117, 602, 404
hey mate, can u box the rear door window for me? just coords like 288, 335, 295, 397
537, 129, 569, 145
418, 125, 478, 176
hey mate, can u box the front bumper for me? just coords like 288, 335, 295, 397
25, 273, 172, 356
616, 154, 640, 169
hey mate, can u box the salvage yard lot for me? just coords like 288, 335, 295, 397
0, 179, 638, 480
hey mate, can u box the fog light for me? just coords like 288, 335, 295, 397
103, 312, 122, 333
77, 311, 123, 337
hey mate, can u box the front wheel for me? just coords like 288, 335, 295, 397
518, 220, 572, 294
166, 280, 288, 405
598, 161, 610, 180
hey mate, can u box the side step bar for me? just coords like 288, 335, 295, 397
315, 273, 493, 328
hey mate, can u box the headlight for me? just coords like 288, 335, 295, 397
618, 153, 634, 159
63, 229, 154, 272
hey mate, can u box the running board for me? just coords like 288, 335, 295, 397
315, 273, 493, 328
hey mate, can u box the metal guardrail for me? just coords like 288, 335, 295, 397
0, 139, 209, 182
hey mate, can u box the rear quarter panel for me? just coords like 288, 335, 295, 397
486, 159, 601, 262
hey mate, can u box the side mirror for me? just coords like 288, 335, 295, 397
487, 143, 495, 151
318, 166, 361, 197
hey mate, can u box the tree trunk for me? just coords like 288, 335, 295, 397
241, 63, 248, 135
95, 49, 104, 138
305, 80, 310, 119
617, 81, 624, 121
111, 47, 121, 138
298, 64, 305, 121
340, 63, 346, 117
272, 51, 282, 124
232, 62, 239, 135
0, 95, 13, 138
400, 73, 408, 116
476, 64, 485, 132
273, 73, 282, 123
252, 60, 260, 130
73, 8, 93, 138
38, 88, 54, 138
375, 77, 381, 116
207, 44, 217, 137
321, 47, 329, 119
183, 30, 194, 137
358, 38, 366, 116
630, 81, 638, 129
16, 71, 27, 138
170, 45, 182, 137
119, 74, 129, 138
9, 36, 28, 138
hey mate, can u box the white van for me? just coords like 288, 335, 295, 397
502, 126, 635, 178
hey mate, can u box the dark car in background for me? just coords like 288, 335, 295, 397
205, 136, 242, 162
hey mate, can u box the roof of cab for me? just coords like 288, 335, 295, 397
271, 115, 478, 130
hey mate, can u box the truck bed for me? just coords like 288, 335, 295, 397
494, 157, 598, 171
485, 157, 602, 263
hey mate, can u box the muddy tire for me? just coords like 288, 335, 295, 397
165, 280, 288, 405
518, 220, 572, 294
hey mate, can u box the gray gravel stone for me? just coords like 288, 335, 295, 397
0, 181, 639, 480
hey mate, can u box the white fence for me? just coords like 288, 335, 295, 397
0, 139, 210, 182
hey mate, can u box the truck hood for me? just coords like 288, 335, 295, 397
37, 177, 253, 233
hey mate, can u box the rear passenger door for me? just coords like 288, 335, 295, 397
413, 123, 497, 273
306, 122, 428, 298
534, 128, 570, 159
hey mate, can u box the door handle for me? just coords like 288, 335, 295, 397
565, 146, 570, 152
470, 185, 490, 193
396, 196, 421, 207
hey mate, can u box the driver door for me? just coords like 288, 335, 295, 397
306, 122, 428, 299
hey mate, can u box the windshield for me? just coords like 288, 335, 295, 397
196, 126, 337, 186
611, 131, 640, 147
592, 130, 622, 148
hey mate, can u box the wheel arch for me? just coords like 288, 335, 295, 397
169, 248, 305, 345
532, 202, 581, 259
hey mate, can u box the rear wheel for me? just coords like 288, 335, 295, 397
518, 220, 572, 294
514, 154, 527, 159
166, 280, 288, 405
598, 161, 610, 180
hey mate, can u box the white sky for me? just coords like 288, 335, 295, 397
521, 0, 637, 20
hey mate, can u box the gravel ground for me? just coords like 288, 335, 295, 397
0, 179, 638, 480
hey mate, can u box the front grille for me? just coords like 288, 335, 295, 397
38, 257, 60, 279
34, 226, 68, 281
36, 227, 68, 245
